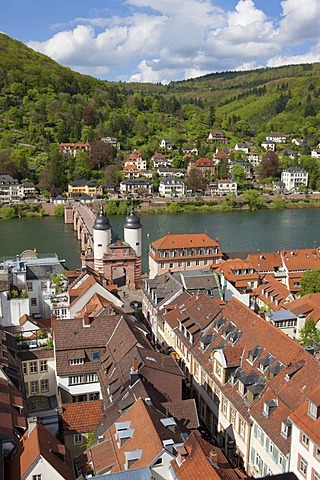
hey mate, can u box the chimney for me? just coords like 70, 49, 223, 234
209, 448, 218, 467
130, 358, 139, 386
27, 416, 38, 437
83, 312, 91, 327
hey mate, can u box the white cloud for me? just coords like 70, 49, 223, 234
26, 0, 320, 82
267, 42, 320, 68
277, 0, 320, 43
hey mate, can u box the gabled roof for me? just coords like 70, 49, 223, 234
281, 248, 320, 272
54, 314, 122, 376
281, 292, 320, 323
290, 385, 320, 445
5, 422, 74, 480
246, 252, 282, 272
170, 431, 239, 480
255, 274, 293, 310
151, 233, 219, 250
0, 377, 26, 442
62, 400, 104, 434
87, 398, 183, 475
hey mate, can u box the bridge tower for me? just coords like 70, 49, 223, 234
124, 205, 142, 288
124, 205, 142, 257
93, 205, 111, 273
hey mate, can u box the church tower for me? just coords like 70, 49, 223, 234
93, 205, 111, 273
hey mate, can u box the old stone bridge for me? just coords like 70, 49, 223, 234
64, 202, 96, 253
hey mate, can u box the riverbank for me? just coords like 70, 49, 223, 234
1, 193, 320, 220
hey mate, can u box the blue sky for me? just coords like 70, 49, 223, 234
1, 0, 319, 83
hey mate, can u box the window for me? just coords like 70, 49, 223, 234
41, 379, 49, 393
70, 358, 84, 365
161, 262, 165, 269
215, 361, 222, 378
196, 260, 200, 266
313, 470, 320, 480
74, 434, 83, 445
22, 362, 27, 375
31, 298, 37, 306
308, 401, 318, 419
314, 445, 320, 459
25, 383, 28, 395
301, 433, 310, 448
40, 360, 47, 372
86, 374, 98, 383
240, 419, 246, 438
299, 456, 307, 475
89, 392, 99, 401
178, 261, 182, 267
230, 408, 236, 426
92, 352, 100, 361
69, 375, 83, 385
187, 261, 191, 267
27, 282, 33, 291
222, 398, 227, 416
33, 475, 42, 480
30, 381, 39, 394
30, 361, 37, 374
169, 263, 174, 269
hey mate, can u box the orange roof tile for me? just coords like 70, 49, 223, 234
62, 400, 104, 433
151, 233, 220, 250
290, 386, 320, 446
171, 432, 239, 480
5, 422, 74, 480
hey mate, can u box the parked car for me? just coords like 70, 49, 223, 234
130, 300, 142, 310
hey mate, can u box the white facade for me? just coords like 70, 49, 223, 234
93, 226, 111, 260
68, 280, 123, 318
124, 227, 142, 258
23, 455, 68, 480
281, 168, 308, 191
159, 177, 186, 197
249, 420, 289, 477
290, 408, 320, 480
22, 353, 57, 399
311, 149, 320, 158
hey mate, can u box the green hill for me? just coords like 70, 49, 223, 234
0, 32, 319, 156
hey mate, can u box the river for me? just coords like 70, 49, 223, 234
1, 209, 320, 272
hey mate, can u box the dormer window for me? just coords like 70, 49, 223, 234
308, 400, 319, 420
70, 358, 84, 365
281, 419, 292, 439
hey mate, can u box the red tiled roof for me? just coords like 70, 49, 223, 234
171, 432, 239, 480
151, 233, 220, 250
88, 398, 182, 474
5, 422, 74, 480
290, 386, 320, 446
282, 292, 320, 322
62, 400, 104, 434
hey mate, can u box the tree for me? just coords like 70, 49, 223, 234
187, 169, 206, 191
299, 317, 320, 347
90, 141, 114, 170
243, 189, 263, 210
105, 164, 122, 184
299, 268, 320, 296
230, 164, 246, 189
259, 151, 279, 179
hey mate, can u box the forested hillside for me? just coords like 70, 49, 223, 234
0, 33, 319, 194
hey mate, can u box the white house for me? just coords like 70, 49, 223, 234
281, 167, 308, 191
266, 133, 287, 143
159, 177, 186, 197
311, 148, 320, 159
289, 386, 320, 480
207, 179, 237, 196
159, 139, 172, 150
261, 141, 276, 151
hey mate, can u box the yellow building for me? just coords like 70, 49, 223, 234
67, 179, 103, 198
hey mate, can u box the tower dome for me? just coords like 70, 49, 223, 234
93, 205, 111, 230
124, 205, 142, 229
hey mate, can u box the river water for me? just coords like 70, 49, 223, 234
1, 209, 319, 272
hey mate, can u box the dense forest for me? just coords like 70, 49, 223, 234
0, 33, 319, 194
